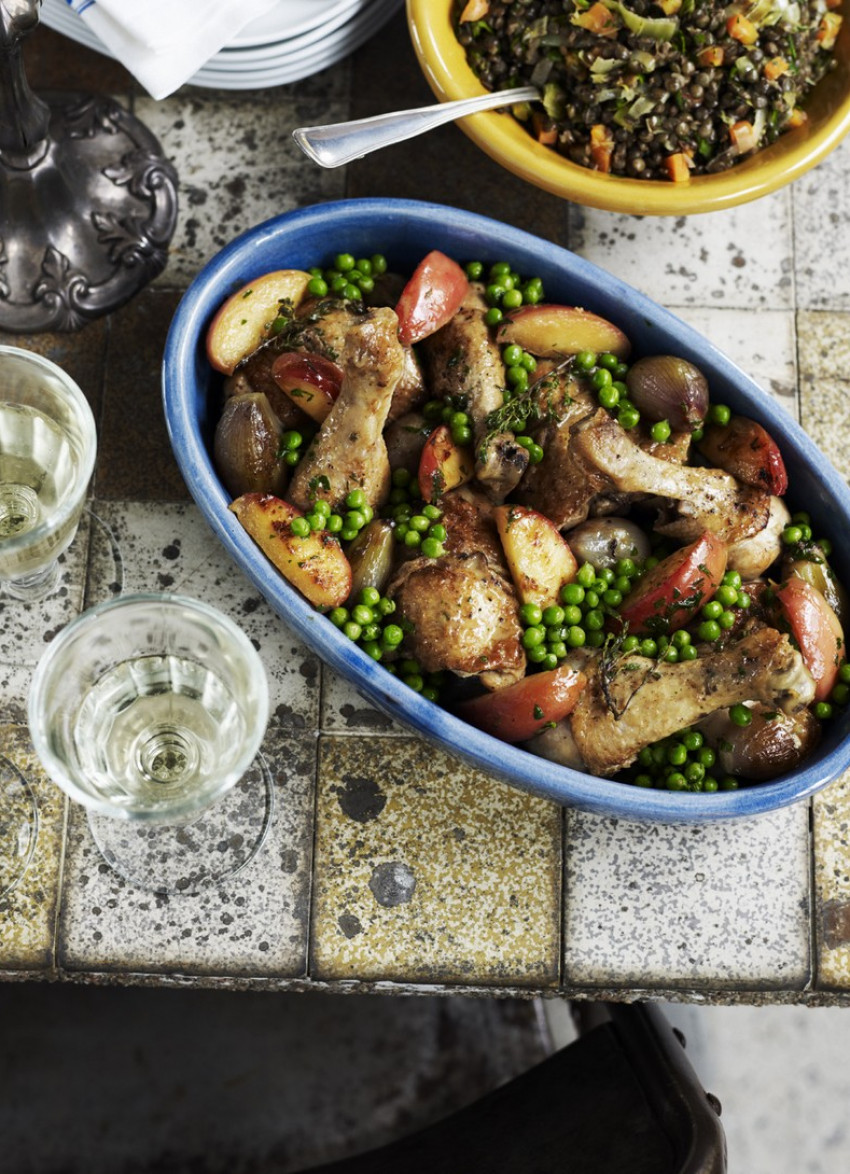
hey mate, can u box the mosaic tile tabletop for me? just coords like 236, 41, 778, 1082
1, 16, 849, 1002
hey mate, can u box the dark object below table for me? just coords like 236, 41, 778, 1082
297, 1002, 726, 1174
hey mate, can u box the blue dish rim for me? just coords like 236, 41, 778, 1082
162, 197, 850, 823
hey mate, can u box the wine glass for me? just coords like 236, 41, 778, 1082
27, 592, 272, 894
0, 345, 97, 601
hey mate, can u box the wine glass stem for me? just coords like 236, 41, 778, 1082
2, 559, 60, 601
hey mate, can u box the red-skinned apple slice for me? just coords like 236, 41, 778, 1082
497, 304, 631, 360
271, 352, 344, 424
206, 270, 312, 375
229, 493, 351, 610
418, 424, 474, 503
617, 531, 728, 635
456, 664, 586, 743
494, 504, 578, 610
395, 251, 469, 347
697, 416, 788, 496
775, 577, 845, 702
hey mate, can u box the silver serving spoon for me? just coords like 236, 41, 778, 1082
292, 86, 539, 169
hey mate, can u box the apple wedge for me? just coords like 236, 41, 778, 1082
617, 530, 727, 635
456, 663, 586, 743
272, 352, 344, 425
206, 269, 312, 376
697, 416, 788, 496
497, 304, 631, 360
229, 493, 351, 610
418, 424, 474, 503
494, 504, 578, 609
775, 577, 844, 702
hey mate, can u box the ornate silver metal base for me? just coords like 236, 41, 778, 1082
0, 91, 178, 333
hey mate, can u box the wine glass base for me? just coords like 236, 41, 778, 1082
1, 559, 60, 601
0, 757, 39, 900
86, 755, 275, 896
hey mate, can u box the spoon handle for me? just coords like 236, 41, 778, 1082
292, 86, 539, 169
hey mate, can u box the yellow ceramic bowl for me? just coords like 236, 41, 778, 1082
407, 0, 850, 215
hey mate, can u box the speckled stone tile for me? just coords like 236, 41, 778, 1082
569, 191, 793, 310
311, 736, 562, 988
673, 306, 798, 416
0, 725, 65, 975
57, 727, 316, 979
797, 310, 850, 483
563, 805, 811, 991
138, 89, 349, 285
320, 669, 406, 737
812, 770, 850, 990
82, 501, 321, 733
793, 134, 850, 311
813, 769, 850, 990
0, 509, 92, 699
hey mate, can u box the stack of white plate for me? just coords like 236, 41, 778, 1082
39, 0, 403, 90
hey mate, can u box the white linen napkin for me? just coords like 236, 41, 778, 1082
65, 0, 282, 99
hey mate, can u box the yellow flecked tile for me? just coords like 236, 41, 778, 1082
311, 735, 562, 987
797, 311, 850, 379
813, 769, 850, 990
0, 725, 65, 974
799, 375, 850, 482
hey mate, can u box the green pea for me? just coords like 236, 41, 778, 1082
307, 276, 328, 297
575, 350, 597, 371
730, 703, 752, 727
371, 254, 387, 275
592, 368, 613, 390
520, 352, 537, 373
421, 537, 444, 559
502, 343, 523, 367
666, 772, 688, 791
618, 406, 641, 430
715, 585, 739, 608
634, 773, 654, 788
326, 514, 343, 533
639, 638, 657, 657
585, 609, 605, 631
466, 260, 484, 280
598, 385, 620, 410
542, 605, 565, 626
586, 630, 605, 648
342, 621, 362, 641
561, 582, 585, 605
522, 626, 546, 649
358, 586, 381, 608
328, 607, 348, 627
815, 701, 834, 720
679, 645, 699, 661
428, 523, 447, 542
782, 525, 803, 545
839, 663, 850, 684
562, 604, 583, 626
621, 635, 640, 652
567, 626, 587, 648
671, 629, 691, 649
484, 307, 503, 327
702, 600, 723, 620
651, 419, 671, 443
290, 516, 310, 538
698, 747, 716, 768
502, 288, 523, 309
697, 620, 721, 642
403, 530, 421, 548
831, 683, 849, 705
527, 645, 548, 664
707, 403, 731, 425
598, 352, 619, 370
335, 252, 355, 272
382, 624, 404, 648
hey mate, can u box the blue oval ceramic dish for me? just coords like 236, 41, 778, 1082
163, 198, 850, 823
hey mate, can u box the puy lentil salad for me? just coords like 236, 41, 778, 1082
454, 0, 843, 179
208, 247, 848, 793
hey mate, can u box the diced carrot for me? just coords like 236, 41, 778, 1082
696, 45, 724, 67
590, 124, 615, 172
459, 0, 490, 20
665, 152, 693, 182
532, 111, 558, 145
763, 57, 789, 80
727, 13, 758, 44
573, 2, 620, 36
729, 119, 758, 153
787, 108, 809, 129
655, 0, 681, 13
817, 12, 842, 49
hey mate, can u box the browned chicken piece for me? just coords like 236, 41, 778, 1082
420, 284, 528, 502
291, 295, 425, 423
568, 628, 815, 776
513, 385, 601, 528
570, 409, 771, 546
438, 486, 507, 568
287, 307, 404, 512
384, 411, 430, 475
387, 553, 526, 689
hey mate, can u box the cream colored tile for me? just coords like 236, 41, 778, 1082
793, 135, 850, 310
799, 376, 850, 482
798, 310, 850, 380
311, 735, 562, 987
813, 769, 850, 990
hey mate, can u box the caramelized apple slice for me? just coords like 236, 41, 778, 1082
418, 424, 474, 503
272, 352, 344, 424
497, 304, 631, 360
617, 531, 727, 635
697, 415, 788, 496
494, 504, 578, 610
775, 577, 844, 702
456, 663, 586, 743
206, 270, 312, 375
229, 493, 351, 610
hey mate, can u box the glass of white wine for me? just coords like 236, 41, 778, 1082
27, 593, 273, 894
0, 345, 97, 601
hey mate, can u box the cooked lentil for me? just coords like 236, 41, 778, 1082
454, 0, 841, 179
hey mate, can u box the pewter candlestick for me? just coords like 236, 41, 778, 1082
0, 0, 178, 332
